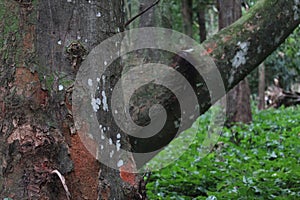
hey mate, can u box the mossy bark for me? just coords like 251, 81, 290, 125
128, 0, 300, 159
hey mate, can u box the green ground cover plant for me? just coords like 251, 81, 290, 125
147, 106, 300, 200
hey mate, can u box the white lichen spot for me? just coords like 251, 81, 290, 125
231, 41, 250, 68
104, 61, 107, 66
96, 12, 102, 17
91, 98, 101, 112
117, 27, 120, 32
67, 0, 72, 2
102, 91, 109, 111
117, 160, 124, 167
114, 110, 118, 114
228, 75, 234, 86
57, 40, 62, 45
77, 35, 81, 40
88, 0, 91, 3
84, 39, 88, 43
116, 140, 121, 151
100, 145, 104, 150
257, 45, 262, 54
110, 150, 114, 158
97, 77, 100, 82
183, 48, 194, 53
293, 0, 300, 20
117, 133, 121, 139
109, 138, 113, 145
101, 133, 105, 140
174, 121, 180, 128
88, 78, 93, 86
103, 127, 106, 131
58, 85, 64, 91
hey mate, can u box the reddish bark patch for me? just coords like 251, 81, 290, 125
14, 67, 48, 107
119, 161, 138, 186
65, 128, 100, 200
203, 42, 217, 55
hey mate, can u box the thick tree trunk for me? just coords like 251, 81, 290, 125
0, 0, 145, 199
258, 63, 266, 110
0, 1, 73, 199
181, 0, 193, 37
217, 0, 252, 126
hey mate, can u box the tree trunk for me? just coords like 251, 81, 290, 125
197, 3, 207, 43
181, 0, 193, 37
258, 63, 266, 110
217, 0, 252, 127
0, 0, 145, 199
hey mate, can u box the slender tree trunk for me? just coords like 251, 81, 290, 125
181, 0, 193, 37
258, 63, 266, 110
197, 3, 207, 43
217, 0, 252, 127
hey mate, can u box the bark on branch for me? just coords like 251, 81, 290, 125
130, 0, 300, 165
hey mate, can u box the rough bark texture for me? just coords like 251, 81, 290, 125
0, 0, 145, 200
0, 1, 73, 199
181, 0, 193, 37
139, 0, 156, 27
218, 0, 252, 126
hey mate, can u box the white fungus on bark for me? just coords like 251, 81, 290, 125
231, 41, 250, 68
91, 97, 101, 112
102, 91, 109, 111
88, 78, 93, 86
116, 140, 121, 151
96, 12, 102, 17
117, 160, 124, 167
58, 85, 64, 91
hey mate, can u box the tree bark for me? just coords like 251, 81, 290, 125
125, 0, 300, 157
181, 0, 193, 37
258, 63, 266, 110
0, 0, 145, 199
217, 0, 252, 127
197, 3, 207, 43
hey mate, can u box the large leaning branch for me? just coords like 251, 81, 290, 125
203, 0, 300, 92
128, 0, 300, 164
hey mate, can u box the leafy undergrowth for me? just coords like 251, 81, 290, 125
146, 106, 300, 200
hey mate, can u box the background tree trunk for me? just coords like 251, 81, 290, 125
258, 63, 266, 110
181, 0, 193, 37
197, 2, 207, 43
217, 0, 252, 127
